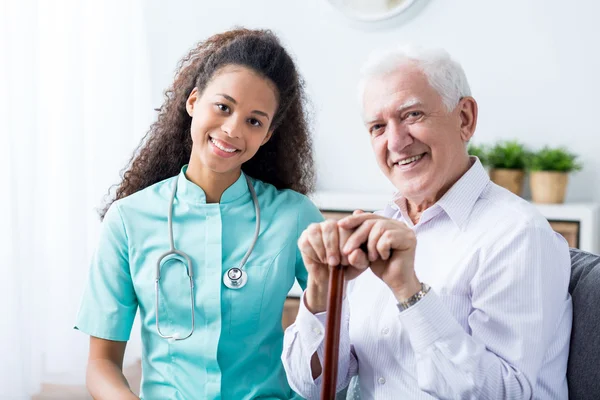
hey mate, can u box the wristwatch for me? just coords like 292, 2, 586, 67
397, 282, 431, 311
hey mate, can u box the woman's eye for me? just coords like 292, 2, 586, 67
248, 118, 262, 127
216, 103, 230, 113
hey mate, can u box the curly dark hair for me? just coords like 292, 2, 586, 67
99, 28, 315, 219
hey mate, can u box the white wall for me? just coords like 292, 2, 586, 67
144, 0, 600, 202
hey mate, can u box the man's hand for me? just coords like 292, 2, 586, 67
338, 213, 421, 302
297, 212, 370, 313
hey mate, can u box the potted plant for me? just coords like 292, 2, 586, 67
467, 142, 487, 166
527, 146, 582, 203
487, 140, 529, 196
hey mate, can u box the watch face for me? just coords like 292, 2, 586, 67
329, 0, 419, 22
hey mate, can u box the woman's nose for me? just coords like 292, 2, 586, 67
221, 116, 244, 138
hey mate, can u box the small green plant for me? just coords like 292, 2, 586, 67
467, 143, 487, 165
526, 147, 582, 172
487, 140, 529, 169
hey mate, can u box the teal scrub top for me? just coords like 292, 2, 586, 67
75, 166, 324, 399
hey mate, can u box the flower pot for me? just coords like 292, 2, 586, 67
530, 171, 569, 203
489, 168, 525, 196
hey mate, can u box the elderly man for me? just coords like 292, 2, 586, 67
282, 46, 572, 399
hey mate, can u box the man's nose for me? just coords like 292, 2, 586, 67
386, 120, 414, 152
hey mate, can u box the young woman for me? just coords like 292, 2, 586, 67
75, 28, 323, 399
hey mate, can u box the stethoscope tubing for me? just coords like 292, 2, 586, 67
154, 173, 260, 341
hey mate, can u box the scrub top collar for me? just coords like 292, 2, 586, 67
175, 165, 251, 205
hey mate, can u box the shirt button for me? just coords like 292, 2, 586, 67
378, 377, 386, 385
313, 327, 322, 335
381, 327, 390, 335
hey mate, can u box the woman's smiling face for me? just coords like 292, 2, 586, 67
186, 64, 279, 175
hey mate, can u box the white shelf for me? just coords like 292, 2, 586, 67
533, 202, 599, 254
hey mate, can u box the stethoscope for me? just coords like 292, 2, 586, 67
155, 174, 260, 341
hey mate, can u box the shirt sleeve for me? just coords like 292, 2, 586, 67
398, 222, 572, 399
282, 291, 358, 399
74, 202, 138, 341
294, 197, 325, 291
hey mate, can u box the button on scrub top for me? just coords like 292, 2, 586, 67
75, 166, 324, 399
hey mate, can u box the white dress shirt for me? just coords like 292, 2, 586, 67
282, 158, 572, 400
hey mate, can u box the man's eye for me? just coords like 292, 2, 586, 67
370, 124, 384, 134
248, 118, 262, 127
406, 111, 423, 119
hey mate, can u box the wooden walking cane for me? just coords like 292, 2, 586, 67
321, 263, 345, 400
320, 242, 372, 399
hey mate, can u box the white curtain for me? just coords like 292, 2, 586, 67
1, 0, 152, 397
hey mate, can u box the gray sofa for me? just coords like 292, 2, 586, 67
567, 248, 600, 400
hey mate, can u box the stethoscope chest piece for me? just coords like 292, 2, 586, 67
223, 267, 248, 289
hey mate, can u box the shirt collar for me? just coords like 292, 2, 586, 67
388, 157, 489, 229
436, 157, 489, 229
175, 165, 250, 205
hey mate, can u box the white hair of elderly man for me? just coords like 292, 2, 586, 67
358, 45, 472, 112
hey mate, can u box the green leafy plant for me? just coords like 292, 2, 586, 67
487, 140, 529, 169
467, 143, 487, 165
526, 147, 582, 172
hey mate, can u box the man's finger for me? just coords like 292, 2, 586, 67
298, 233, 322, 264
375, 230, 393, 261
305, 224, 327, 264
321, 220, 340, 266
345, 249, 369, 280
367, 221, 386, 262
342, 219, 376, 255
348, 248, 369, 269
338, 226, 352, 266
338, 212, 380, 229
